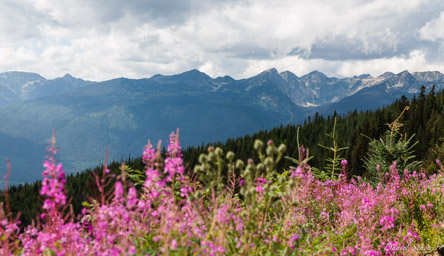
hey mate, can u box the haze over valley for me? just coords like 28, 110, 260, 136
0, 68, 443, 184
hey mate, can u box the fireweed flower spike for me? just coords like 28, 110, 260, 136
142, 140, 156, 165
164, 131, 185, 181
18, 132, 90, 255
40, 132, 67, 213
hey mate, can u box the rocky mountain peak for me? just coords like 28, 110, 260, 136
412, 71, 444, 82
379, 72, 395, 79
173, 69, 213, 82
301, 70, 329, 81
255, 68, 280, 79
279, 71, 298, 82
354, 74, 372, 79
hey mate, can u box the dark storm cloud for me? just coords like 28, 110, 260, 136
88, 0, 193, 26
87, 0, 246, 26
291, 36, 440, 61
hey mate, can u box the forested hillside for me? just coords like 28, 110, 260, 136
2, 69, 444, 185
186, 85, 444, 178
2, 85, 444, 227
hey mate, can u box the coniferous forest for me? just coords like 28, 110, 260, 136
3, 86, 444, 226
1, 86, 444, 255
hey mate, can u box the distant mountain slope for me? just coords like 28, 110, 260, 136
322, 70, 440, 114
1, 69, 444, 109
1, 68, 444, 184
0, 70, 304, 184
0, 71, 93, 107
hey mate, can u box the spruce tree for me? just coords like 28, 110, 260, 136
363, 106, 421, 184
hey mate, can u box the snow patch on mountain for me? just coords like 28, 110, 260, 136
300, 102, 320, 107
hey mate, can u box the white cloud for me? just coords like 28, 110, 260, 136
418, 11, 444, 42
0, 0, 443, 80
336, 50, 444, 77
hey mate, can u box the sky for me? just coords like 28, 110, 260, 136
1, 0, 444, 81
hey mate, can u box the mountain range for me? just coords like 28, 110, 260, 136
0, 69, 443, 185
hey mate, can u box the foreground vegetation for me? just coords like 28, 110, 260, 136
1, 126, 444, 255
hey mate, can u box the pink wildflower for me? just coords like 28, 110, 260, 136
127, 187, 137, 208
164, 131, 184, 181
363, 249, 381, 255
257, 177, 267, 185
289, 234, 300, 249
403, 229, 421, 244
215, 205, 230, 225
256, 185, 264, 193
114, 181, 124, 203
320, 211, 329, 220
142, 140, 156, 165
180, 186, 192, 197
291, 167, 303, 178
171, 239, 178, 249
40, 140, 67, 212
379, 216, 395, 230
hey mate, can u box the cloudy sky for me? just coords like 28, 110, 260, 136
1, 0, 444, 81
